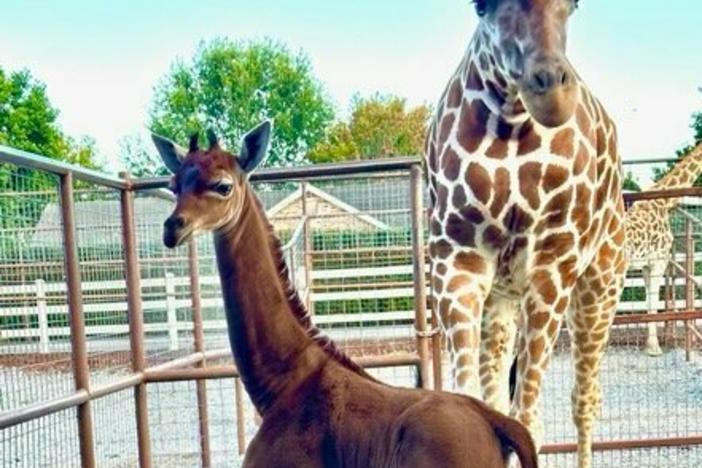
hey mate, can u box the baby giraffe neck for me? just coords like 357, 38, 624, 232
213, 186, 324, 414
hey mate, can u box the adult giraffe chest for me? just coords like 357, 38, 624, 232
428, 74, 618, 297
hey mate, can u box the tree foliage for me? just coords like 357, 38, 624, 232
622, 171, 641, 192
309, 94, 431, 164
145, 38, 334, 170
0, 66, 101, 229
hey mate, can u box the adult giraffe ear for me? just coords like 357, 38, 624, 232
238, 120, 273, 175
151, 133, 188, 174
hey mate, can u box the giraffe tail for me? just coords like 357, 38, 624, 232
486, 409, 539, 468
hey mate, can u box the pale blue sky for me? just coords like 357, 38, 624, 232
1, 1, 701, 183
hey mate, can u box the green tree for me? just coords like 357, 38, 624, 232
622, 171, 641, 191
146, 38, 334, 168
309, 94, 431, 163
0, 66, 100, 230
118, 133, 168, 177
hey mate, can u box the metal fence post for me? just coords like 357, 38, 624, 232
301, 182, 314, 313
59, 172, 96, 468
120, 177, 152, 468
188, 239, 212, 467
35, 279, 49, 353
685, 218, 694, 362
409, 164, 431, 389
164, 272, 179, 351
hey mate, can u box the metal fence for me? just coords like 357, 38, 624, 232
1, 146, 701, 467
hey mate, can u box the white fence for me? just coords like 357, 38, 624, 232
2, 256, 702, 353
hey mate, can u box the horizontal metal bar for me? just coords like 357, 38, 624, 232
541, 435, 702, 454
0, 390, 89, 429
0, 145, 127, 189
131, 157, 421, 190
90, 373, 144, 399
144, 353, 420, 383
625, 187, 702, 203
612, 310, 702, 325
146, 352, 206, 372
621, 157, 679, 165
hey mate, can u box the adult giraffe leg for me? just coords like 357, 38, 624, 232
480, 294, 519, 414
644, 261, 665, 356
432, 246, 495, 399
568, 247, 626, 468
510, 266, 572, 452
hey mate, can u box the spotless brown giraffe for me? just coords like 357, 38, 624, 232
152, 122, 537, 467
425, 1, 627, 466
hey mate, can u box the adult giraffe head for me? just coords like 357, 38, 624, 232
152, 121, 273, 248
473, 0, 580, 127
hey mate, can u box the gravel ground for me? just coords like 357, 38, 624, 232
2, 347, 701, 468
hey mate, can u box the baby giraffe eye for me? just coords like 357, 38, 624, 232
210, 181, 233, 196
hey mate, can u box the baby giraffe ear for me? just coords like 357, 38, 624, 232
151, 133, 188, 174
238, 120, 273, 174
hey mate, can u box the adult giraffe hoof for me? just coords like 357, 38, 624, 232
645, 343, 663, 357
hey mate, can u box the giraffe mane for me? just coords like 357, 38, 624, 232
249, 191, 373, 380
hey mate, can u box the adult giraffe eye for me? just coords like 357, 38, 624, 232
211, 182, 233, 196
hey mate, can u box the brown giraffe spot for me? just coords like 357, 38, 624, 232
447, 78, 464, 108
459, 205, 485, 225
547, 318, 560, 336
438, 114, 456, 146
447, 275, 471, 293
544, 187, 573, 227
532, 270, 558, 305
446, 213, 476, 246
573, 143, 588, 176
528, 334, 546, 362
452, 184, 467, 207
513, 98, 526, 115
430, 219, 443, 236
454, 252, 487, 274
517, 121, 541, 156
458, 99, 491, 154
503, 204, 533, 233
519, 162, 542, 210
595, 126, 606, 155
438, 298, 451, 322
436, 263, 448, 276
485, 139, 507, 159
558, 256, 578, 289
550, 128, 575, 157
543, 164, 569, 193
486, 80, 506, 107
494, 70, 507, 89
465, 63, 484, 91
490, 168, 511, 217
572, 184, 592, 232
555, 297, 569, 314
433, 276, 444, 294
529, 312, 550, 331
542, 232, 575, 257
483, 224, 507, 250
466, 162, 492, 204
441, 147, 461, 182
479, 53, 489, 71
429, 239, 452, 259
607, 131, 617, 157
457, 294, 480, 314
576, 104, 590, 136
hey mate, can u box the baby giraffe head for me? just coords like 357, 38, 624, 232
473, 0, 580, 127
151, 121, 272, 248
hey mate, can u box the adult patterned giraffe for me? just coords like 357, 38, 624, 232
626, 142, 702, 356
425, 1, 627, 466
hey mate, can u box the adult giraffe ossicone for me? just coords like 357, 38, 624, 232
425, 1, 627, 467
152, 122, 538, 467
